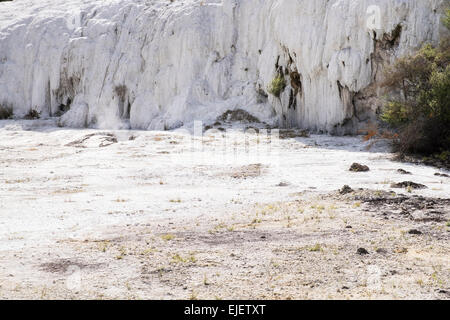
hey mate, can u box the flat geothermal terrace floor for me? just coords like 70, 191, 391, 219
0, 119, 449, 299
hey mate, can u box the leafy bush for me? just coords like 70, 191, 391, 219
24, 109, 41, 120
268, 75, 286, 98
0, 103, 13, 119
381, 9, 450, 155
444, 8, 450, 30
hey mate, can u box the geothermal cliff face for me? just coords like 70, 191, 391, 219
0, 0, 444, 132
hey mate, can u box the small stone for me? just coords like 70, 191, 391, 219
345, 225, 353, 229
339, 185, 354, 195
349, 163, 370, 172
397, 169, 412, 175
357, 248, 369, 255
408, 229, 423, 235
276, 182, 290, 187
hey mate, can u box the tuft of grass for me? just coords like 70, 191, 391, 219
171, 254, 187, 264
252, 218, 262, 224
52, 187, 84, 195
98, 241, 110, 253
353, 202, 361, 208
115, 246, 127, 260
268, 75, 286, 98
309, 244, 323, 252
4, 178, 31, 184
161, 234, 175, 241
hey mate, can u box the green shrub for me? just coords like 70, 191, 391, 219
381, 101, 410, 126
268, 75, 286, 98
381, 8, 450, 155
24, 109, 41, 120
0, 103, 13, 119
444, 8, 450, 30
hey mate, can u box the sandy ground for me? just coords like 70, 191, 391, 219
0, 119, 449, 299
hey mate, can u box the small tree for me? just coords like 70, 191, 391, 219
381, 8, 450, 155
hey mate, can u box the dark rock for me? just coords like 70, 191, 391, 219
397, 169, 412, 175
390, 181, 427, 189
276, 182, 290, 187
345, 225, 353, 229
357, 248, 369, 255
408, 229, 423, 235
218, 109, 260, 123
435, 173, 450, 178
339, 185, 354, 195
349, 163, 370, 172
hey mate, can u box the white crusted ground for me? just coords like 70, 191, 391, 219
0, 122, 449, 299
